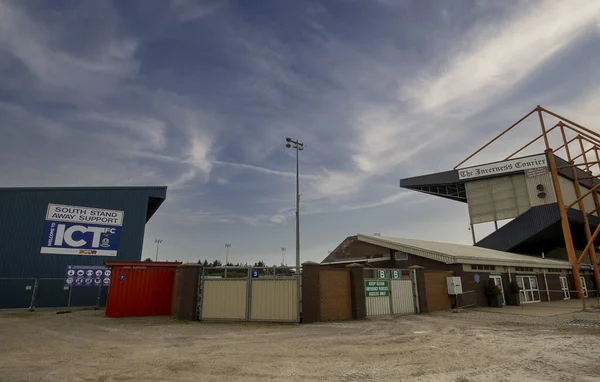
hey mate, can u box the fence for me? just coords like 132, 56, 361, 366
455, 290, 477, 309
198, 266, 300, 323
0, 278, 108, 311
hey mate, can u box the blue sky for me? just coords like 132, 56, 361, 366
1, 0, 600, 265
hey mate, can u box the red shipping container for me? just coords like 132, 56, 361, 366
105, 262, 180, 318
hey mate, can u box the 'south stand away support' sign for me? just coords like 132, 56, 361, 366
365, 280, 390, 297
41, 204, 124, 256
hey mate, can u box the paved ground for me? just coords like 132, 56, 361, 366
476, 297, 600, 317
1, 309, 600, 382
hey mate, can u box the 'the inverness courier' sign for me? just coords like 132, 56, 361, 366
458, 154, 548, 181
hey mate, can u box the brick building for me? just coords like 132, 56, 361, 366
322, 234, 585, 308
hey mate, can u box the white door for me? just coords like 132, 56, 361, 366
580, 276, 588, 298
490, 275, 505, 305
559, 276, 570, 300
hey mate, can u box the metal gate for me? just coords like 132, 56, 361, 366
364, 269, 418, 317
198, 266, 300, 323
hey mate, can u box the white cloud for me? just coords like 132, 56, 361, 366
216, 177, 228, 185
73, 112, 168, 151
187, 132, 213, 174
337, 191, 418, 212
215, 160, 322, 180
403, 2, 600, 113
269, 214, 286, 224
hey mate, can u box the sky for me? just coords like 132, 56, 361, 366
1, 0, 600, 265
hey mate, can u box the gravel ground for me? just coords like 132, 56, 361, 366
1, 309, 600, 381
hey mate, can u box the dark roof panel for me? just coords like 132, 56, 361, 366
475, 203, 600, 254
400, 170, 466, 202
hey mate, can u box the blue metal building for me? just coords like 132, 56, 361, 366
0, 186, 167, 309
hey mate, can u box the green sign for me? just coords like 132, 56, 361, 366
365, 280, 390, 297
391, 270, 402, 279
377, 270, 387, 279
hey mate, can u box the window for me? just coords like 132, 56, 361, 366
517, 275, 540, 303
515, 267, 534, 272
394, 252, 408, 261
471, 264, 496, 271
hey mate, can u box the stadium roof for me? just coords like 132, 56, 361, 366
400, 154, 599, 203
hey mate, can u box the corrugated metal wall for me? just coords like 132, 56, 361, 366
526, 171, 556, 207
250, 279, 298, 322
0, 187, 165, 309
390, 280, 415, 315
558, 176, 597, 213
201, 279, 248, 320
105, 265, 176, 318
366, 296, 390, 316
465, 174, 530, 224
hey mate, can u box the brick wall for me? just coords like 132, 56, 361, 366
319, 269, 352, 321
301, 262, 365, 323
423, 270, 452, 311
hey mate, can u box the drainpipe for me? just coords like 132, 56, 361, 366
543, 269, 551, 302
469, 224, 476, 245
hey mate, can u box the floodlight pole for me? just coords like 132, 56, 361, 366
286, 137, 304, 322
225, 243, 231, 265
154, 239, 162, 262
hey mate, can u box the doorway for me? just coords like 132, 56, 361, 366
580, 276, 588, 298
516, 276, 540, 303
559, 276, 570, 300
490, 275, 505, 305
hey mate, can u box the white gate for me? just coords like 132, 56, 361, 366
365, 269, 418, 317
199, 267, 300, 323
391, 279, 415, 315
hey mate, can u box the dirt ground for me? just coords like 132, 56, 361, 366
1, 309, 600, 382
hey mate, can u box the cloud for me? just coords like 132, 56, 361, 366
169, 0, 222, 23
269, 214, 286, 224
329, 1, 600, 202
403, 2, 600, 114
215, 160, 322, 180
0, 1, 139, 105
216, 177, 228, 185
0, 1, 215, 193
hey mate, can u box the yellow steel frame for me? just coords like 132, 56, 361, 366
455, 106, 600, 299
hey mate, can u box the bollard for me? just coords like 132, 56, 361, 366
28, 279, 39, 312
95, 283, 102, 310
67, 286, 73, 309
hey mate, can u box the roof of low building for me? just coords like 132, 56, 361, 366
355, 234, 571, 269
